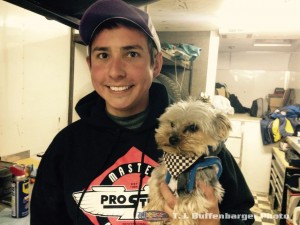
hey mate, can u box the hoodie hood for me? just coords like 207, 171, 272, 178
75, 91, 100, 119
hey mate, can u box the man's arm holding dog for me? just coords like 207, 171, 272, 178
159, 144, 255, 225
160, 181, 221, 225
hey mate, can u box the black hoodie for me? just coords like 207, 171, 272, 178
30, 82, 254, 225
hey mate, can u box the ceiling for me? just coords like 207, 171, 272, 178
147, 0, 300, 52
5, 0, 300, 53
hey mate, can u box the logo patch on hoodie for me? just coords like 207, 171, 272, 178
73, 147, 158, 225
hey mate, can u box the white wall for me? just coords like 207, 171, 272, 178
0, 1, 71, 157
288, 52, 300, 103
216, 51, 293, 108
289, 52, 300, 88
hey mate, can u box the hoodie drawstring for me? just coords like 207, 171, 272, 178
75, 129, 122, 225
133, 152, 145, 225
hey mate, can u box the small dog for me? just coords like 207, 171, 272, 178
144, 100, 232, 225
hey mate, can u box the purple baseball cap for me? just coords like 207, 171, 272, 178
79, 0, 161, 52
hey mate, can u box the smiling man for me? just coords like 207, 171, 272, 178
30, 0, 254, 225
88, 25, 162, 116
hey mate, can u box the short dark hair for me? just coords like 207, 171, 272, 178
88, 19, 158, 66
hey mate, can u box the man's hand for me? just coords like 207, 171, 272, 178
160, 181, 221, 225
196, 181, 221, 225
160, 182, 176, 217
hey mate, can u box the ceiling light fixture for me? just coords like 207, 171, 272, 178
253, 40, 292, 47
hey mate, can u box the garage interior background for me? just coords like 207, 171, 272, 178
1, 0, 300, 194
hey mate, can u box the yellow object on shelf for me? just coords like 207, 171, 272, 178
14, 157, 40, 169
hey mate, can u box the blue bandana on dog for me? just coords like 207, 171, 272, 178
164, 153, 223, 195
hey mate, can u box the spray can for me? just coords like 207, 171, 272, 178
10, 165, 29, 218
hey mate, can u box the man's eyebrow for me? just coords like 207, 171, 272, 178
92, 46, 108, 52
92, 45, 144, 53
122, 45, 144, 51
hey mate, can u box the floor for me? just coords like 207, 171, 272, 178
251, 192, 277, 225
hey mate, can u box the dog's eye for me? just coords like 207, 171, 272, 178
184, 124, 198, 133
170, 122, 175, 128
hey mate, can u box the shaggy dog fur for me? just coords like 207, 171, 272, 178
144, 100, 232, 225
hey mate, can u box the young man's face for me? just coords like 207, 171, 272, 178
87, 25, 162, 117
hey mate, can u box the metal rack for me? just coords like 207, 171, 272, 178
269, 147, 300, 225
161, 50, 192, 70
160, 49, 193, 97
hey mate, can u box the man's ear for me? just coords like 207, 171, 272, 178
153, 52, 163, 78
86, 56, 91, 70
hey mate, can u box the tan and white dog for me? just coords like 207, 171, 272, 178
144, 100, 232, 225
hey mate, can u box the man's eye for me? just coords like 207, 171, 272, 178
97, 53, 108, 59
127, 52, 139, 58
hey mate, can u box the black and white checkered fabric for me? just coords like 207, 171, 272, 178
163, 153, 199, 178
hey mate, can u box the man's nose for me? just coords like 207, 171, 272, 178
109, 57, 125, 79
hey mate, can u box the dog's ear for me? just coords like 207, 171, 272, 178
214, 113, 232, 141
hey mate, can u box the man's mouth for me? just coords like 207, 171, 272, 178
108, 85, 133, 91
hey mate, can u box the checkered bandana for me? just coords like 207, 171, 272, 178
163, 153, 200, 178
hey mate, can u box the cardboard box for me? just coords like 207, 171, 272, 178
268, 94, 283, 112
216, 87, 226, 97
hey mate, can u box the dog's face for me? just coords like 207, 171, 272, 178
155, 100, 232, 157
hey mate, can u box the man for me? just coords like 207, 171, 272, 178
30, 0, 254, 224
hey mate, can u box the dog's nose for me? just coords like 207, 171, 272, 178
169, 135, 179, 145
